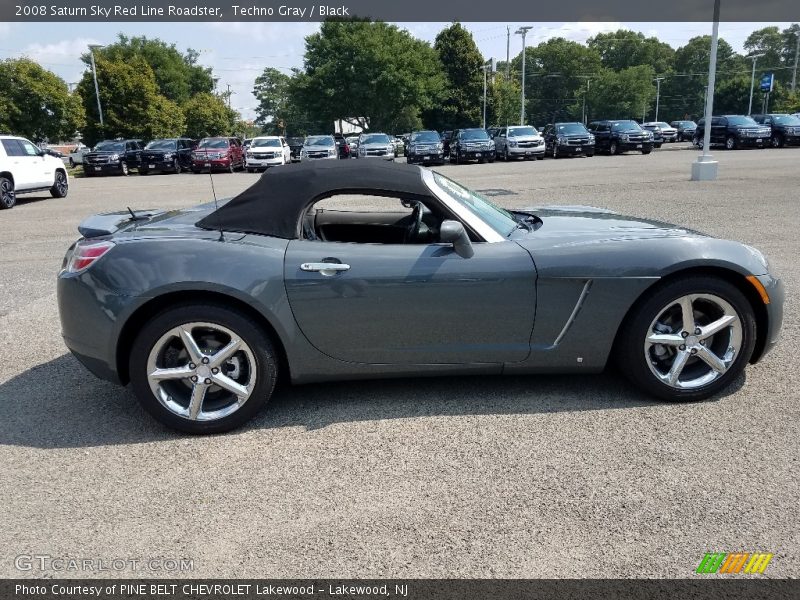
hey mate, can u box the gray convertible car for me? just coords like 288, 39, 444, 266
58, 160, 783, 433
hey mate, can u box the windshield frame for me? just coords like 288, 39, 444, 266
726, 116, 759, 127
460, 129, 491, 141
771, 114, 800, 125
252, 138, 282, 148
410, 131, 441, 143
144, 139, 177, 150
361, 134, 391, 145
94, 141, 125, 152
198, 138, 230, 149
507, 126, 538, 137
556, 123, 589, 134
305, 136, 335, 147
610, 120, 643, 132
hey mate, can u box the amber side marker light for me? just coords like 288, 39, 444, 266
746, 275, 770, 304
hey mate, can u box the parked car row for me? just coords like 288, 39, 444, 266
693, 114, 800, 150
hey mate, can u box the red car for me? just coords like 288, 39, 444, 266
191, 137, 244, 173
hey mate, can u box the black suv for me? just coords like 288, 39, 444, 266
587, 120, 653, 155
693, 116, 771, 150
541, 122, 595, 158
670, 120, 697, 142
140, 138, 195, 175
406, 130, 445, 165
448, 128, 495, 164
751, 113, 800, 148
83, 139, 143, 176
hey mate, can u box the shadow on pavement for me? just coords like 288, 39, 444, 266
0, 352, 742, 449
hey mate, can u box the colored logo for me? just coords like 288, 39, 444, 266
696, 552, 773, 574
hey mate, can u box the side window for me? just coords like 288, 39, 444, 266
19, 140, 40, 156
1, 139, 24, 156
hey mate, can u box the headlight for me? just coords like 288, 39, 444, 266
619, 134, 629, 142
435, 143, 443, 151
485, 142, 493, 149
328, 149, 336, 156
387, 144, 394, 152
588, 135, 595, 144
109, 153, 119, 160
556, 135, 566, 143
359, 148, 366, 154
163, 152, 174, 159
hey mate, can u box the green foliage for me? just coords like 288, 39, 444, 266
253, 67, 292, 131
182, 92, 236, 139
774, 90, 800, 113
588, 29, 675, 74
488, 72, 521, 127
84, 35, 214, 103
587, 65, 656, 120
427, 23, 484, 129
0, 58, 85, 142
295, 20, 444, 133
76, 56, 185, 145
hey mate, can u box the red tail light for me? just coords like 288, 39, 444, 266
66, 240, 115, 273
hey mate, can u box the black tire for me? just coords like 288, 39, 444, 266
228, 162, 235, 174
609, 141, 618, 155
616, 276, 756, 403
50, 170, 68, 198
771, 134, 784, 148
725, 136, 737, 150
139, 169, 149, 176
129, 303, 279, 434
642, 150, 651, 155
173, 158, 181, 174
552, 144, 559, 159
120, 161, 129, 176
191, 168, 200, 174
69, 158, 75, 168
0, 176, 16, 209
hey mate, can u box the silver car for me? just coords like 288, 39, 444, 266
493, 125, 546, 160
356, 133, 395, 160
300, 135, 338, 161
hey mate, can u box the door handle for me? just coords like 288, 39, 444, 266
300, 262, 350, 275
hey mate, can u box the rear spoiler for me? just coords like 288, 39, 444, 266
78, 210, 163, 238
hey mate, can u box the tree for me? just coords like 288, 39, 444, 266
427, 23, 484, 129
0, 58, 85, 142
83, 35, 214, 104
253, 67, 292, 132
295, 20, 444, 133
744, 27, 788, 85
588, 65, 656, 120
76, 56, 185, 145
488, 73, 521, 127
512, 38, 603, 124
183, 92, 236, 139
588, 30, 675, 74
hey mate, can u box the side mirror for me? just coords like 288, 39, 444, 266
440, 220, 474, 259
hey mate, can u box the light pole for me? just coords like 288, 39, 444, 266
654, 77, 665, 122
480, 58, 496, 129
88, 44, 104, 127
792, 33, 799, 92
691, 0, 721, 181
747, 53, 765, 115
516, 26, 532, 125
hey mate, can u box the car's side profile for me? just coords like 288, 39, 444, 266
0, 135, 69, 209
140, 138, 195, 175
57, 161, 783, 434
83, 139, 143, 176
541, 122, 595, 158
588, 120, 653, 155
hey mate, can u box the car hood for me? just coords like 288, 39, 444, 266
519, 205, 709, 241
360, 142, 391, 148
508, 135, 543, 142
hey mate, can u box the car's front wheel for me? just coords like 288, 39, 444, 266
0, 176, 15, 209
725, 136, 737, 150
50, 170, 68, 198
617, 276, 756, 402
129, 304, 279, 434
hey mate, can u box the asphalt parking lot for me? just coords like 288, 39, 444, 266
1, 144, 798, 578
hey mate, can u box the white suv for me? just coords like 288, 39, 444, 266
0, 135, 69, 209
245, 136, 292, 171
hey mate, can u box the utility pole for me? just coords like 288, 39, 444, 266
226, 84, 233, 109
481, 58, 496, 130
792, 33, 799, 92
88, 44, 104, 127
747, 53, 765, 115
654, 77, 665, 122
516, 26, 532, 126
506, 27, 510, 80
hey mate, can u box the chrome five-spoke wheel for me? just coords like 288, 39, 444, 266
645, 294, 742, 389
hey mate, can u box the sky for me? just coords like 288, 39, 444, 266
0, 21, 793, 120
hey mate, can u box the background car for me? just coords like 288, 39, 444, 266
391, 136, 405, 157
405, 130, 445, 165
140, 138, 195, 175
542, 122, 595, 158
693, 116, 771, 150
245, 136, 291, 171
588, 120, 653, 155
191, 137, 244, 173
287, 137, 304, 162
82, 139, 143, 176
345, 135, 360, 156
440, 130, 454, 157
333, 133, 351, 159
751, 113, 800, 148
643, 121, 678, 142
0, 134, 69, 209
641, 124, 664, 148
449, 128, 495, 164
356, 133, 395, 160
491, 125, 545, 161
670, 120, 697, 142
57, 160, 783, 434
300, 135, 338, 161
66, 143, 89, 167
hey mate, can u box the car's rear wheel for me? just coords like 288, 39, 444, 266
725, 136, 737, 150
771, 134, 784, 148
0, 176, 16, 209
609, 141, 618, 155
50, 170, 68, 198
173, 158, 181, 174
617, 276, 756, 402
120, 161, 129, 176
129, 304, 278, 434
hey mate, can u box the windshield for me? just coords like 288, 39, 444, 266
432, 171, 517, 237
508, 126, 537, 137
460, 129, 490, 140
252, 138, 282, 148
611, 121, 642, 132
411, 131, 440, 143
655, 122, 672, 129
145, 140, 177, 150
771, 115, 800, 125
288, 137, 304, 145
198, 138, 229, 149
306, 136, 334, 147
727, 116, 759, 127
94, 141, 125, 152
673, 121, 695, 127
556, 123, 588, 134
361, 134, 390, 144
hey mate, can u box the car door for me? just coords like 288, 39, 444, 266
2, 139, 36, 190
18, 138, 52, 188
592, 123, 610, 150
711, 117, 726, 145
124, 141, 140, 170
494, 129, 507, 153
283, 224, 536, 365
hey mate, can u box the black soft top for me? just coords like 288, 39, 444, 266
196, 159, 431, 239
